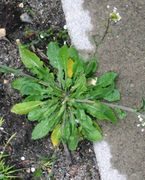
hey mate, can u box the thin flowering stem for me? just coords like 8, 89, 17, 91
75, 99, 145, 119
103, 102, 145, 119
97, 18, 110, 48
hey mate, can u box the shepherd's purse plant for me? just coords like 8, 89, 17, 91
0, 42, 131, 150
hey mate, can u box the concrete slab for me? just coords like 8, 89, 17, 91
61, 0, 95, 59
61, 0, 145, 179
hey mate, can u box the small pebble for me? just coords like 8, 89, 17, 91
26, 168, 31, 173
3, 79, 9, 84
0, 28, 6, 38
40, 34, 44, 39
0, 127, 4, 131
107, 5, 110, 9
20, 13, 33, 24
63, 25, 67, 30
16, 39, 21, 45
18, 2, 24, 8
31, 167, 36, 172
21, 156, 25, 161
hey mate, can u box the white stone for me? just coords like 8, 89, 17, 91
31, 167, 36, 172
21, 156, 25, 161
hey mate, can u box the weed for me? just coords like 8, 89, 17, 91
0, 42, 123, 151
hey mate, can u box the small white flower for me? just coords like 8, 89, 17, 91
75, 119, 79, 123
110, 8, 122, 23
139, 118, 143, 122
63, 25, 67, 30
31, 167, 36, 172
64, 41, 67, 45
107, 5, 110, 9
113, 7, 117, 13
21, 156, 25, 161
142, 122, 145, 127
138, 115, 141, 118
137, 124, 140, 127
0, 127, 4, 131
141, 128, 144, 132
90, 79, 97, 86
18, 3, 24, 8
11, 73, 14, 77
40, 34, 44, 39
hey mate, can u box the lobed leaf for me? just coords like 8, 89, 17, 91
77, 110, 102, 141
79, 102, 117, 123
97, 72, 117, 87
104, 89, 120, 102
85, 58, 98, 76
11, 101, 44, 115
32, 105, 65, 140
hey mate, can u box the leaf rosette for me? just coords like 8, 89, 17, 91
0, 42, 122, 150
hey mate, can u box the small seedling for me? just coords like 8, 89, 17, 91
0, 158, 18, 180
0, 133, 19, 180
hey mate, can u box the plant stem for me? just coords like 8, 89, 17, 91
62, 142, 72, 165
104, 102, 145, 119
76, 99, 145, 118
94, 18, 111, 49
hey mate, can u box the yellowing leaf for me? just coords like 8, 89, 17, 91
67, 58, 74, 78
51, 124, 61, 147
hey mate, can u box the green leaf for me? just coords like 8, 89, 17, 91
11, 101, 44, 115
97, 72, 117, 87
12, 77, 44, 96
68, 111, 79, 151
47, 42, 60, 69
47, 42, 64, 86
88, 83, 115, 99
19, 45, 51, 81
80, 102, 117, 123
28, 100, 59, 121
19, 45, 43, 70
77, 110, 102, 141
68, 46, 79, 60
0, 65, 22, 75
33, 169, 43, 178
104, 89, 120, 102
59, 45, 69, 75
28, 106, 48, 121
114, 108, 127, 119
137, 98, 145, 112
71, 74, 87, 98
32, 105, 65, 140
62, 117, 70, 142
32, 118, 53, 139
85, 58, 98, 76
